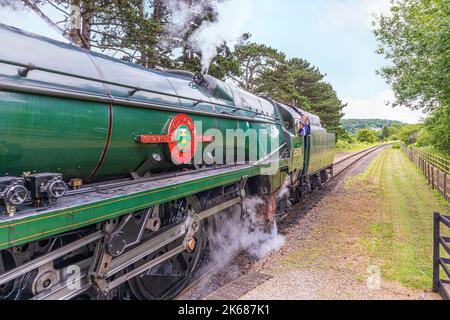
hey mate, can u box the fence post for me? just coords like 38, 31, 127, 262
432, 166, 435, 190
445, 173, 448, 201
421, 157, 424, 174
437, 171, 440, 193
433, 212, 441, 293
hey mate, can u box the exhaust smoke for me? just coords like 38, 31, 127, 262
162, 0, 252, 74
207, 196, 284, 266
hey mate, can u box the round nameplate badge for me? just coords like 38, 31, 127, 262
168, 114, 197, 164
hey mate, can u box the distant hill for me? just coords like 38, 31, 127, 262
341, 119, 404, 133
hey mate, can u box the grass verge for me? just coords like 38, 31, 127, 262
336, 141, 380, 153
351, 148, 450, 289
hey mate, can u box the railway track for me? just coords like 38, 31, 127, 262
175, 143, 391, 300
332, 144, 390, 178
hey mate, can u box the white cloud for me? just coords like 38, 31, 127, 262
343, 89, 426, 124
327, 0, 392, 29
0, 6, 67, 42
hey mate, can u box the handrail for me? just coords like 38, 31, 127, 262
401, 144, 449, 202
0, 58, 279, 122
411, 147, 449, 174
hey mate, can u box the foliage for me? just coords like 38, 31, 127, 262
227, 43, 285, 92
8, 0, 346, 132
381, 125, 390, 141
356, 129, 379, 144
335, 126, 354, 144
92, 0, 171, 68
374, 0, 450, 112
341, 119, 403, 134
335, 140, 378, 152
416, 104, 450, 153
247, 54, 345, 133
396, 124, 423, 145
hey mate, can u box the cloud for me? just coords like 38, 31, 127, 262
188, 0, 252, 73
326, 0, 392, 29
0, 6, 67, 42
342, 89, 426, 124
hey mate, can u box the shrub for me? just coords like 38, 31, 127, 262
336, 140, 350, 150
356, 129, 379, 144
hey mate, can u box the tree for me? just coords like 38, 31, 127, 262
255, 57, 345, 133
91, 0, 172, 68
7, 1, 176, 68
255, 60, 308, 107
227, 43, 285, 92
336, 127, 354, 144
356, 129, 379, 144
396, 124, 423, 145
374, 0, 450, 112
381, 125, 390, 141
417, 104, 450, 153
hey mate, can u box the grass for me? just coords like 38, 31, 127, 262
353, 147, 450, 289
336, 141, 380, 153
277, 146, 449, 295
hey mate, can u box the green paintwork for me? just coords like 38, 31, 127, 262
0, 91, 108, 178
0, 24, 281, 180
0, 91, 282, 179
0, 163, 275, 250
307, 129, 335, 174
0, 24, 334, 253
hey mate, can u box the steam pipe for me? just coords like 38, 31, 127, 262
0, 58, 278, 121
0, 81, 277, 124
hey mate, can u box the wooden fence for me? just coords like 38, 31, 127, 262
402, 145, 449, 203
433, 212, 450, 300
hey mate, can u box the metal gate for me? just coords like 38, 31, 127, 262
433, 212, 450, 300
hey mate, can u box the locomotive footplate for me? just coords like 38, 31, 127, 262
0, 163, 266, 251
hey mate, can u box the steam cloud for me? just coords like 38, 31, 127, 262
208, 196, 285, 265
0, 0, 23, 9
162, 0, 252, 73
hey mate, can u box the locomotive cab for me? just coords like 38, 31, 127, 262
273, 102, 306, 170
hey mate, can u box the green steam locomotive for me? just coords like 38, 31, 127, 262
0, 24, 334, 300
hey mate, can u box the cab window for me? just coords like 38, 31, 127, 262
277, 104, 295, 134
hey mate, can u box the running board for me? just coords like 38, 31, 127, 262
0, 163, 262, 251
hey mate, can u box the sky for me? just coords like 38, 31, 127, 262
0, 0, 426, 123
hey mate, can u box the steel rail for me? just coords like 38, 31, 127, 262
332, 144, 389, 178
0, 145, 388, 300
175, 144, 390, 300
175, 251, 237, 300
334, 144, 389, 167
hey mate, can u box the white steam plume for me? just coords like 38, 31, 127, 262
0, 0, 23, 9
208, 196, 285, 264
162, 0, 252, 73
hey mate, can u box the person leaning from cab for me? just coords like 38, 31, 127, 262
297, 114, 311, 137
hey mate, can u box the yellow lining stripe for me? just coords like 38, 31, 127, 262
0, 167, 256, 230
0, 175, 248, 248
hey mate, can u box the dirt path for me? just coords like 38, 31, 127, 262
240, 147, 448, 300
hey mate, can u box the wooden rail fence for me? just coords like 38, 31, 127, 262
433, 212, 450, 300
402, 145, 449, 203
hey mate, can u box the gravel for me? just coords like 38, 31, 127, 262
241, 147, 439, 300
183, 147, 440, 300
